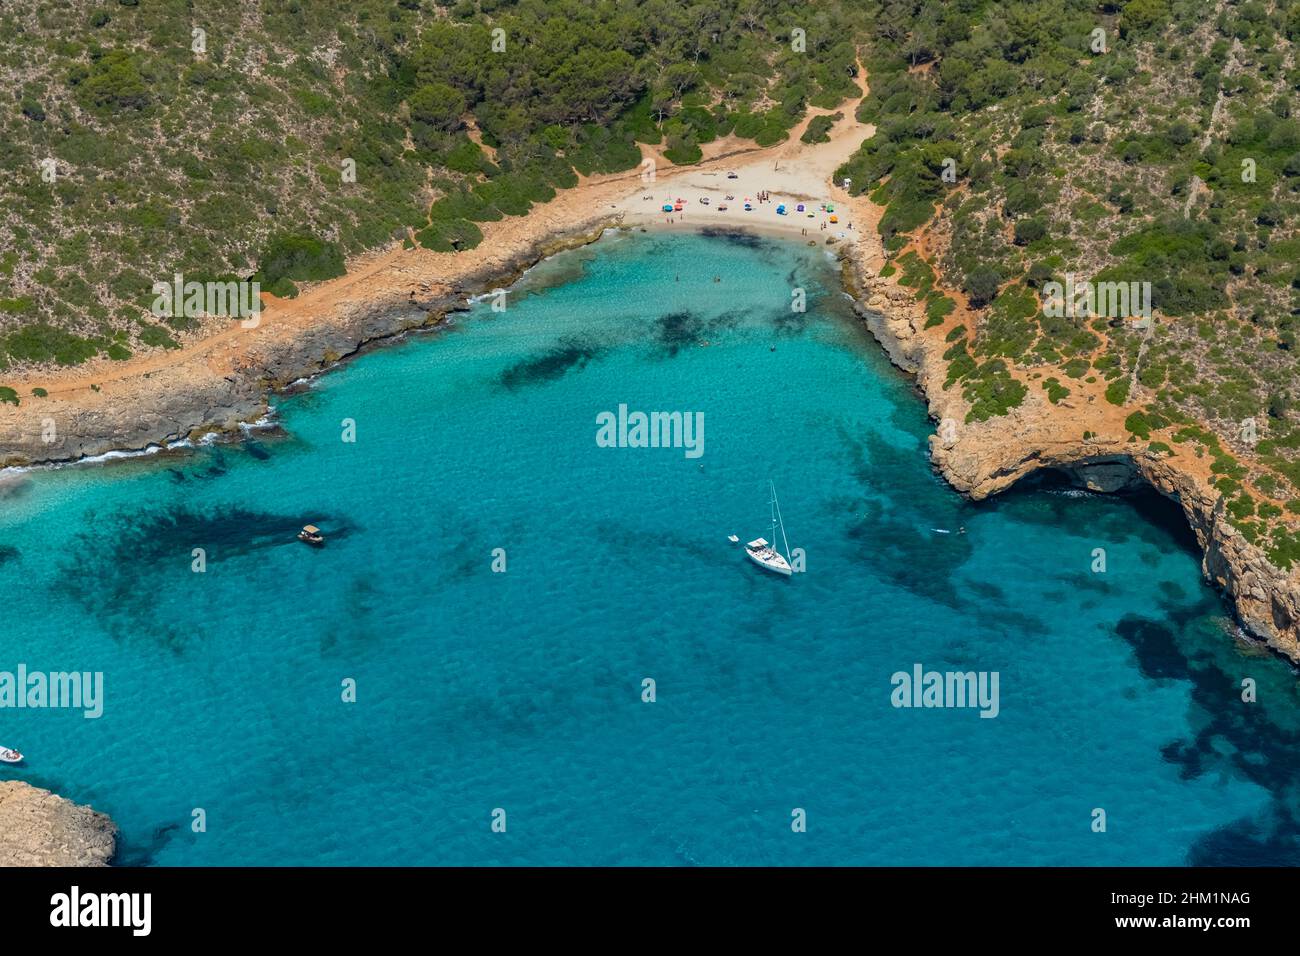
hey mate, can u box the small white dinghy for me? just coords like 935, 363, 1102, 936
0, 746, 23, 764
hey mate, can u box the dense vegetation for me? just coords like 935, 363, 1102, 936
836, 0, 1300, 563
0, 0, 863, 369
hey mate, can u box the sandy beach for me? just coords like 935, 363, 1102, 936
0, 73, 879, 468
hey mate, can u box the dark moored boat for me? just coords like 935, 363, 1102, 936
297, 525, 325, 547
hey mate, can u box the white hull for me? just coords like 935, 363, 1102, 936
736, 483, 794, 578
0, 747, 22, 764
744, 539, 792, 576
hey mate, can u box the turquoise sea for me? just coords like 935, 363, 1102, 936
1, 230, 1298, 865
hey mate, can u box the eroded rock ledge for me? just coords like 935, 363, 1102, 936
0, 215, 621, 469
846, 256, 1300, 664
0, 781, 117, 867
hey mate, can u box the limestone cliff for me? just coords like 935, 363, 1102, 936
846, 257, 1300, 664
0, 781, 117, 867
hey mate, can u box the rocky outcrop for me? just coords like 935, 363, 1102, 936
0, 781, 117, 867
0, 216, 621, 470
845, 250, 1300, 664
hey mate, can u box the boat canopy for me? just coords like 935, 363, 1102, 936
302, 525, 320, 534
746, 537, 769, 548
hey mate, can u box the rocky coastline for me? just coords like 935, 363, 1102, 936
0, 781, 116, 867
844, 253, 1300, 665
0, 214, 621, 471
3, 214, 1297, 666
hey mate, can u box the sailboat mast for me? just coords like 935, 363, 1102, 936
769, 482, 777, 541
771, 481, 791, 559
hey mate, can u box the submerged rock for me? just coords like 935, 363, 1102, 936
0, 781, 116, 867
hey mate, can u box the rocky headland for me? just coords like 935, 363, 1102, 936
0, 781, 116, 867
846, 253, 1300, 664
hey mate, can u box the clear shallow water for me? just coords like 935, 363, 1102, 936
1, 230, 1298, 866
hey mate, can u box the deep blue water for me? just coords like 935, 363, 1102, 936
1, 230, 1298, 865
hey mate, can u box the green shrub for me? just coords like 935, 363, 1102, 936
2, 325, 100, 366
663, 135, 703, 165
926, 295, 957, 326
409, 83, 467, 132
1062, 358, 1090, 378
415, 218, 483, 252
137, 325, 180, 350
964, 266, 1001, 309
801, 113, 840, 144
254, 234, 347, 285
963, 360, 1028, 422
1013, 219, 1047, 245
1125, 410, 1154, 439
77, 49, 151, 112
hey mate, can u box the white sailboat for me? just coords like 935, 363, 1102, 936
742, 482, 793, 577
